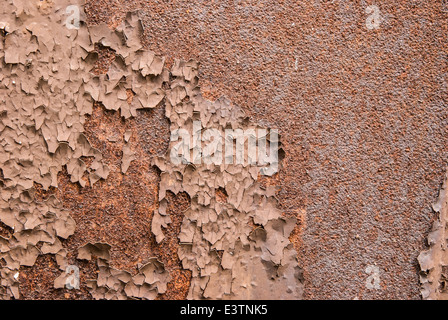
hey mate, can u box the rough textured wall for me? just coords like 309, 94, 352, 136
132, 0, 447, 300
1, 0, 447, 300
0, 0, 302, 300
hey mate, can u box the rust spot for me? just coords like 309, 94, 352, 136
0, 221, 13, 240
215, 187, 228, 204
33, 183, 57, 202
90, 44, 116, 76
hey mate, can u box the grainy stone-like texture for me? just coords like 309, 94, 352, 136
1, 0, 447, 300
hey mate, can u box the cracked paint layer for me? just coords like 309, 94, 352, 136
152, 59, 303, 299
1, 0, 303, 299
0, 0, 167, 299
418, 168, 448, 300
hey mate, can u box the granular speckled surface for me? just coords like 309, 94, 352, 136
84, 0, 448, 300
7, 0, 448, 299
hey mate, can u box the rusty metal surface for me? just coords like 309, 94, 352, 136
14, 0, 448, 299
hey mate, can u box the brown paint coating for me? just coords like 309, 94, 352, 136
11, 5, 190, 298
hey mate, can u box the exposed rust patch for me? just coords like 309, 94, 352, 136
90, 44, 116, 76
215, 187, 228, 204
0, 221, 13, 240
33, 183, 58, 202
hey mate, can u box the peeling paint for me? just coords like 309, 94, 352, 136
153, 59, 303, 299
0, 0, 303, 300
419, 168, 448, 300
